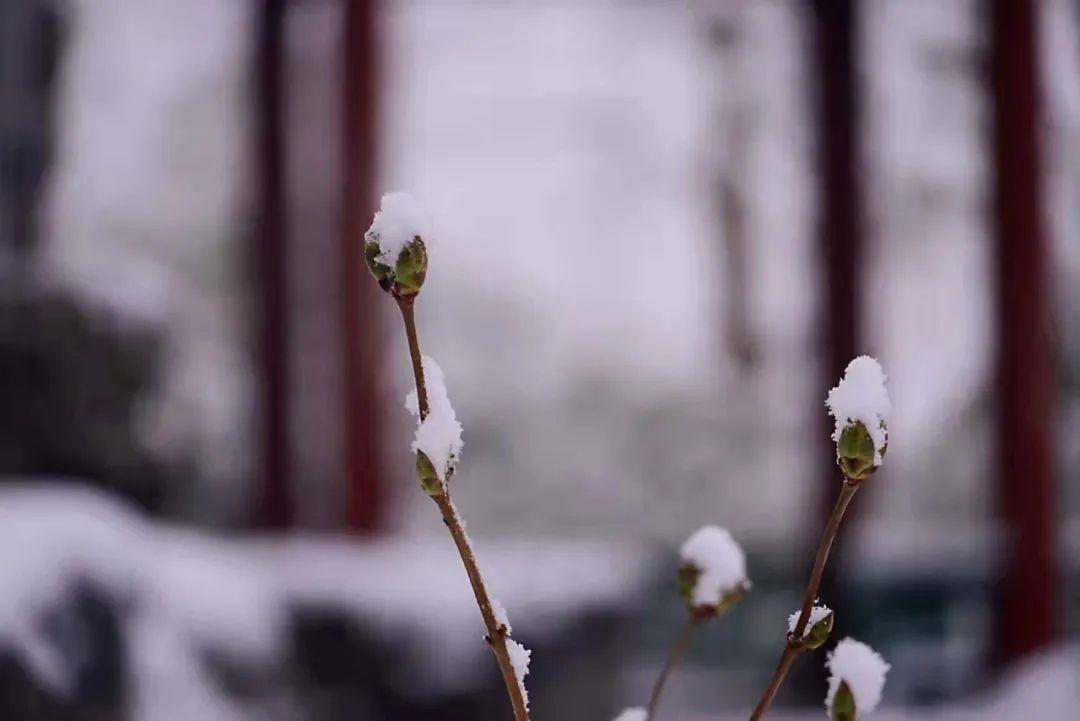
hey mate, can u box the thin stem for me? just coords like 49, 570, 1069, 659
747, 480, 860, 721
646, 616, 698, 721
748, 645, 800, 721
432, 492, 531, 721
791, 481, 858, 640
398, 297, 429, 419
395, 297, 530, 721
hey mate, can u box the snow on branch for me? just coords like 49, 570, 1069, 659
405, 355, 463, 481
788, 604, 831, 639
491, 599, 512, 634
505, 638, 531, 710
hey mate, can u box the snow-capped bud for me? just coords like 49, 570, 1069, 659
679, 564, 746, 619
405, 356, 464, 486
803, 611, 834, 650
364, 234, 428, 298
836, 420, 886, 481
364, 192, 430, 298
788, 604, 834, 650
830, 681, 856, 721
826, 638, 889, 720
826, 356, 891, 481
678, 525, 749, 619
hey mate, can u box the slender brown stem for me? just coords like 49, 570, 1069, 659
397, 298, 429, 419
748, 645, 799, 721
791, 481, 858, 639
747, 481, 859, 721
646, 616, 698, 721
395, 297, 530, 721
432, 492, 531, 721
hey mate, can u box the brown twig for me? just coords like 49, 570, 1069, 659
646, 616, 699, 721
397, 298, 428, 418
748, 480, 859, 721
748, 645, 799, 721
396, 296, 530, 721
432, 492, 530, 721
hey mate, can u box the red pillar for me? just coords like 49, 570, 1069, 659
814, 0, 861, 447
254, 0, 292, 529
341, 0, 385, 534
989, 0, 1058, 664
813, 0, 862, 592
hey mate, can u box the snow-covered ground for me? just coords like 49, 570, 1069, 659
2, 482, 1072, 720
0, 483, 650, 720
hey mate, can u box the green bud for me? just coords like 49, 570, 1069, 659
364, 236, 395, 291
363, 234, 428, 298
802, 610, 834, 650
831, 680, 856, 721
710, 585, 746, 618
416, 451, 442, 496
392, 237, 428, 297
677, 564, 699, 608
836, 420, 886, 481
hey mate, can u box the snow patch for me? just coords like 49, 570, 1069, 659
612, 708, 647, 721
678, 525, 747, 607
825, 355, 891, 465
405, 355, 464, 480
491, 598, 511, 633
505, 638, 531, 709
0, 485, 652, 710
0, 483, 286, 721
788, 603, 831, 638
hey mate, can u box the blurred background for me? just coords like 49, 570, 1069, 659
0, 0, 1077, 719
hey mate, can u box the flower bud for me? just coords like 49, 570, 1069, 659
836, 420, 887, 481
677, 525, 749, 620
802, 610, 834, 650
364, 192, 430, 298
416, 450, 442, 496
364, 234, 428, 299
678, 563, 747, 620
830, 681, 856, 721
826, 356, 890, 481
788, 604, 834, 650
826, 638, 889, 719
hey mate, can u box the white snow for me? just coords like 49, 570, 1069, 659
977, 644, 1075, 720
788, 603, 831, 638
0, 483, 285, 721
612, 708, 648, 721
678, 525, 748, 607
405, 355, 464, 481
505, 638, 531, 709
365, 191, 428, 267
491, 598, 512, 633
826, 356, 891, 465
826, 637, 891, 717
0, 484, 650, 710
